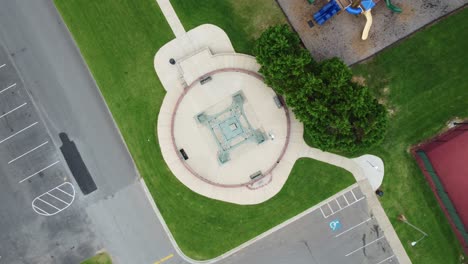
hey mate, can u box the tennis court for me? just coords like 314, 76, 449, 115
413, 123, 468, 254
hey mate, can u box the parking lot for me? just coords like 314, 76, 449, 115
0, 43, 75, 215
0, 43, 98, 264
222, 185, 398, 264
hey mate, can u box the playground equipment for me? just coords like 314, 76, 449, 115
312, 0, 402, 40
313, 0, 341, 25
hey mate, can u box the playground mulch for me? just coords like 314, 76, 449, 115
277, 0, 466, 64
412, 123, 468, 254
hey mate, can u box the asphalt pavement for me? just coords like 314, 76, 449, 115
0, 0, 179, 263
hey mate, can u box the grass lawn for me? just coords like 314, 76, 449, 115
170, 0, 286, 54
81, 252, 112, 264
54, 0, 355, 260
349, 9, 468, 264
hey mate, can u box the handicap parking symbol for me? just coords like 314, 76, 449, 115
329, 219, 342, 231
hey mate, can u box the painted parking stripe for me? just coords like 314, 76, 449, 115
46, 192, 69, 205
0, 122, 38, 145
343, 194, 350, 205
375, 254, 394, 264
0, 102, 27, 119
33, 205, 49, 215
37, 197, 60, 211
0, 83, 17, 94
18, 160, 59, 183
8, 140, 48, 164
351, 189, 358, 201
32, 182, 75, 216
335, 199, 342, 209
345, 236, 386, 256
324, 196, 365, 218
0, 63, 5, 69
320, 207, 327, 218
56, 186, 73, 197
335, 218, 372, 238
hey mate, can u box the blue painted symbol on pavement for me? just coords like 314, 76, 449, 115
329, 219, 342, 231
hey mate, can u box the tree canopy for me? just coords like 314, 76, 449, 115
254, 25, 387, 151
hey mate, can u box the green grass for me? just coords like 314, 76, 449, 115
81, 252, 112, 264
170, 0, 286, 54
54, 0, 355, 260
348, 9, 468, 264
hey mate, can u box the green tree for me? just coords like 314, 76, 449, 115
254, 24, 314, 94
254, 26, 387, 151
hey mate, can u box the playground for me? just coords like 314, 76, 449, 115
277, 0, 466, 64
413, 123, 468, 254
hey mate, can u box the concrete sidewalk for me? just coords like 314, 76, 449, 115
156, 0, 185, 38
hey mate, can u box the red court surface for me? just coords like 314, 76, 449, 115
426, 129, 468, 228
413, 123, 468, 254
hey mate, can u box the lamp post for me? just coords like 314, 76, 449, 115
397, 214, 428, 247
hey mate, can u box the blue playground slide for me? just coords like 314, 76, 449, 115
313, 0, 341, 25
345, 6, 362, 15
345, 0, 375, 15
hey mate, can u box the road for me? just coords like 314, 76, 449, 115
0, 0, 180, 263
0, 1, 402, 264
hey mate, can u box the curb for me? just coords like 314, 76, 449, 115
140, 179, 360, 263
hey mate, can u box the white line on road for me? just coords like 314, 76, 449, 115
335, 199, 342, 209
0, 63, 5, 69
57, 186, 73, 197
343, 194, 350, 205
46, 192, 69, 205
37, 197, 60, 210
0, 83, 17, 94
351, 189, 358, 201
327, 202, 334, 213
335, 218, 373, 238
345, 236, 386, 256
0, 122, 38, 145
8, 140, 48, 164
375, 254, 395, 264
33, 205, 49, 215
18, 160, 59, 183
320, 207, 327, 218
0, 102, 27, 119
325, 197, 366, 218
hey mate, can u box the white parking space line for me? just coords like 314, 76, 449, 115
33, 205, 49, 215
320, 207, 327, 218
0, 83, 17, 95
375, 254, 395, 264
8, 140, 48, 164
345, 236, 386, 256
0, 63, 5, 69
324, 196, 365, 218
57, 186, 73, 197
351, 189, 358, 200
37, 197, 60, 210
335, 217, 372, 238
0, 102, 27, 119
46, 192, 69, 205
343, 194, 350, 205
327, 202, 334, 213
32, 182, 76, 216
335, 199, 342, 209
0, 122, 38, 145
18, 160, 60, 183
